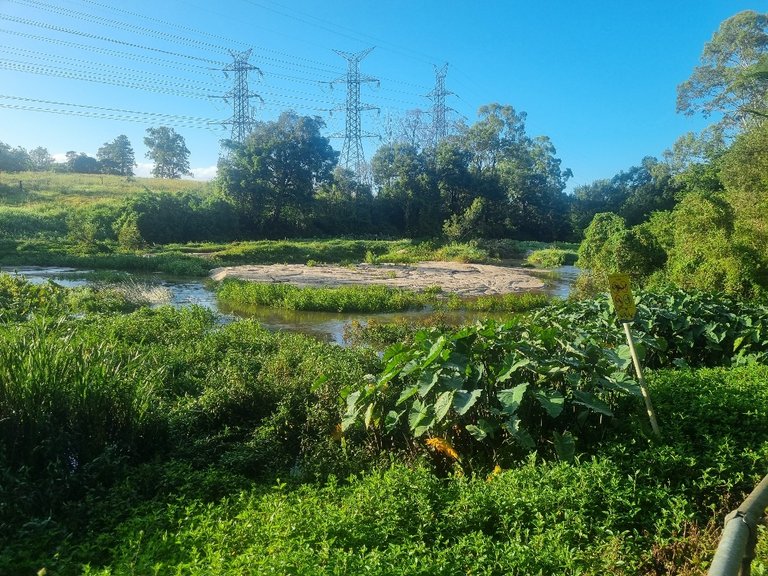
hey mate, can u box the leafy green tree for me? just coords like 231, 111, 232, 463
28, 147, 53, 171
313, 167, 374, 235
719, 121, 768, 272
463, 103, 529, 175
65, 151, 100, 174
0, 142, 30, 172
570, 179, 625, 235
97, 135, 135, 177
677, 10, 768, 128
217, 111, 337, 236
501, 135, 572, 241
371, 142, 440, 237
576, 212, 627, 273
144, 126, 192, 179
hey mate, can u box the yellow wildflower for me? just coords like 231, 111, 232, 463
486, 464, 503, 482
426, 436, 460, 461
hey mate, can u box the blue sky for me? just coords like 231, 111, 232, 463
0, 0, 764, 190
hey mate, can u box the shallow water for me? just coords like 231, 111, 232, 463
2, 265, 577, 345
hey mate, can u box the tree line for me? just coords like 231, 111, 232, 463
4, 10, 765, 251
576, 10, 768, 298
0, 126, 191, 178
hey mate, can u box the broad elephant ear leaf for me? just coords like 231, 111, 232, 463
572, 390, 613, 416
497, 383, 528, 416
533, 389, 564, 418
553, 430, 575, 462
453, 389, 482, 416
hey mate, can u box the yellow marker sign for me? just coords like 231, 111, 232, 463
607, 273, 636, 321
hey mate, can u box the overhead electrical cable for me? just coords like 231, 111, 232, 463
0, 94, 224, 129
0, 13, 225, 65
11, 0, 232, 55
0, 27, 221, 73
0, 60, 215, 100
0, 46, 226, 91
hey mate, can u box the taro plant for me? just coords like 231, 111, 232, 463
341, 287, 768, 467
342, 317, 642, 467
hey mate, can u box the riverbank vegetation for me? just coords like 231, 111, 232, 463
216, 278, 552, 315
2, 274, 768, 574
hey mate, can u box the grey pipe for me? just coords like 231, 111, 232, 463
709, 474, 768, 576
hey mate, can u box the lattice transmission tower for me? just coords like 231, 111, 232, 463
329, 47, 379, 176
426, 63, 455, 146
218, 49, 262, 145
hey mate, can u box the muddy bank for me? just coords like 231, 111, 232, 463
210, 261, 545, 297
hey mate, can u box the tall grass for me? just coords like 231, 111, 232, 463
216, 278, 555, 314
217, 279, 427, 312
526, 247, 579, 267
0, 240, 213, 276
0, 317, 164, 473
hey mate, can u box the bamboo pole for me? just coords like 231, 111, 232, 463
622, 321, 660, 437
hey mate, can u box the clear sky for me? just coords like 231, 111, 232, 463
0, 0, 764, 190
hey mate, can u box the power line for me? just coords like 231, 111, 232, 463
0, 59, 215, 100
0, 13, 225, 65
11, 0, 232, 55
0, 94, 224, 129
0, 27, 221, 74
0, 46, 226, 91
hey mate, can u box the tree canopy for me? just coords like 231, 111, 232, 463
677, 10, 768, 128
97, 135, 136, 177
217, 111, 338, 236
144, 127, 192, 179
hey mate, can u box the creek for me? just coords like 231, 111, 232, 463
3, 265, 578, 345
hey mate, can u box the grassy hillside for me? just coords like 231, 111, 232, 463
0, 171, 212, 208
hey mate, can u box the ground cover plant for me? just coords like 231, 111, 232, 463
2, 275, 768, 574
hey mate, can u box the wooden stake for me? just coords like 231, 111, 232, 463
622, 321, 660, 437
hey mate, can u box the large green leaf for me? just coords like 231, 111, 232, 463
453, 389, 482, 415
363, 402, 374, 429
434, 390, 454, 423
396, 385, 419, 406
384, 410, 403, 432
408, 399, 434, 436
465, 418, 496, 441
572, 390, 613, 416
440, 372, 465, 391
533, 389, 564, 418
497, 383, 528, 416
504, 416, 535, 449
345, 390, 361, 413
553, 430, 575, 462
497, 356, 531, 382
423, 335, 447, 367
417, 369, 439, 396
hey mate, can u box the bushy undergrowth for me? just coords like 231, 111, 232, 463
526, 247, 578, 267
2, 278, 768, 574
